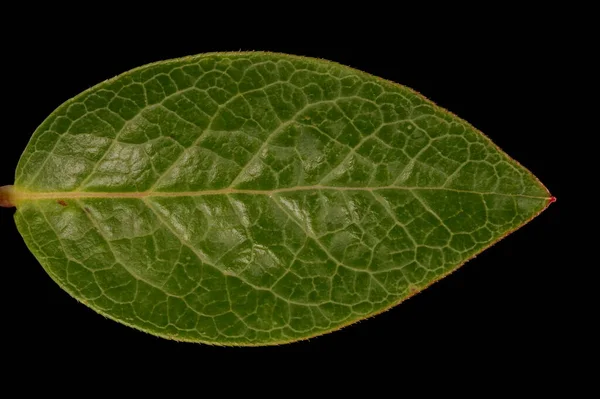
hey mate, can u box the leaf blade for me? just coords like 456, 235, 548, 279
11, 52, 552, 345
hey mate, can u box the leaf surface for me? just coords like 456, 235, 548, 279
6, 52, 552, 345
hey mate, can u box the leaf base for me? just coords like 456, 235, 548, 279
0, 185, 15, 208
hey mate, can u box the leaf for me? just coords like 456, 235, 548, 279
1, 52, 553, 345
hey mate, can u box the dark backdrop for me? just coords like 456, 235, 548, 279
0, 38, 562, 373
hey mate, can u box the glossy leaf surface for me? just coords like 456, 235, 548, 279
7, 52, 552, 345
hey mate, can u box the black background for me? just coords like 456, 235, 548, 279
0, 35, 564, 375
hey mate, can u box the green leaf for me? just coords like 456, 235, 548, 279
2, 52, 553, 345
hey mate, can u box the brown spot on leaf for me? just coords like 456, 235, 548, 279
57, 200, 67, 207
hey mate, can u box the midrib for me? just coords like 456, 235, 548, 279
12, 185, 552, 201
